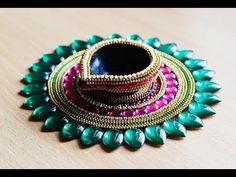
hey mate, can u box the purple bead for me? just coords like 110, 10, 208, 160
120, 110, 133, 117
167, 80, 178, 87
165, 87, 178, 95
106, 111, 115, 116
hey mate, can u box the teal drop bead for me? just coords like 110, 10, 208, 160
23, 72, 50, 84
21, 83, 47, 96
194, 92, 221, 105
124, 129, 145, 149
127, 34, 143, 42
159, 43, 177, 55
108, 33, 122, 39
80, 126, 104, 146
70, 40, 87, 51
31, 61, 55, 72
31, 103, 57, 120
87, 35, 103, 46
41, 53, 61, 64
188, 102, 216, 117
196, 81, 221, 92
61, 120, 85, 141
162, 119, 186, 137
173, 50, 193, 62
144, 37, 161, 49
56, 45, 72, 57
23, 94, 49, 109
184, 59, 207, 71
43, 113, 68, 131
144, 125, 166, 144
177, 112, 203, 128
192, 69, 215, 81
102, 129, 123, 150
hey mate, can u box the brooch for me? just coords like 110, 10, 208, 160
20, 34, 221, 150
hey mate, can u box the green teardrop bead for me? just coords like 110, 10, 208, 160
159, 43, 177, 55
31, 61, 54, 72
184, 59, 207, 71
21, 83, 47, 96
55, 45, 72, 57
102, 129, 123, 150
108, 33, 122, 39
162, 119, 186, 137
61, 121, 85, 141
80, 126, 104, 146
23, 94, 49, 109
87, 35, 103, 46
43, 113, 68, 131
177, 112, 203, 128
144, 37, 161, 49
188, 102, 216, 117
173, 50, 193, 62
70, 40, 87, 51
41, 53, 61, 64
127, 34, 142, 42
196, 81, 221, 92
23, 72, 50, 84
144, 125, 166, 144
194, 92, 221, 105
192, 69, 215, 81
124, 129, 145, 149
31, 103, 57, 120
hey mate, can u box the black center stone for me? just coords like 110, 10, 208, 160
90, 44, 151, 75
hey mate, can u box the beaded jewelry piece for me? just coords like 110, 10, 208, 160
21, 34, 221, 150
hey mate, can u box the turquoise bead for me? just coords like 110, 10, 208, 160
192, 69, 215, 81
177, 112, 203, 128
56, 45, 72, 57
21, 83, 47, 96
41, 53, 61, 64
80, 126, 104, 146
173, 50, 193, 62
31, 61, 54, 72
162, 119, 186, 137
144, 37, 161, 49
194, 92, 221, 105
23, 72, 50, 84
43, 113, 68, 131
184, 59, 207, 71
70, 40, 87, 51
124, 129, 145, 149
87, 35, 103, 46
31, 103, 57, 120
102, 129, 123, 150
127, 34, 143, 42
144, 125, 166, 144
196, 81, 221, 92
108, 33, 122, 39
188, 102, 216, 117
61, 120, 85, 141
23, 94, 49, 109
159, 43, 177, 55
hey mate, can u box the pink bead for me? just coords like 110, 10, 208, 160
163, 94, 175, 102
64, 75, 76, 83
165, 73, 176, 81
106, 111, 115, 116
167, 80, 178, 87
165, 87, 178, 95
160, 67, 171, 74
120, 110, 133, 117
133, 108, 146, 116
63, 82, 74, 90
74, 63, 81, 71
155, 100, 168, 108
161, 63, 166, 68
67, 68, 76, 76
65, 89, 76, 97
70, 95, 79, 103
146, 103, 158, 113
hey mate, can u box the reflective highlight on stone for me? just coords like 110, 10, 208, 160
61, 120, 85, 141
21, 83, 47, 96
31, 61, 54, 72
56, 45, 72, 57
102, 129, 123, 150
80, 126, 104, 146
144, 125, 166, 144
108, 33, 122, 39
163, 119, 186, 137
71, 40, 87, 51
173, 50, 193, 62
87, 35, 103, 46
124, 129, 145, 149
159, 43, 177, 55
188, 102, 216, 117
43, 113, 68, 131
192, 69, 215, 81
177, 112, 203, 128
195, 81, 221, 92
144, 37, 161, 49
31, 103, 57, 120
184, 59, 207, 71
42, 53, 61, 64
23, 72, 50, 84
194, 92, 221, 105
127, 34, 143, 42
23, 94, 49, 108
